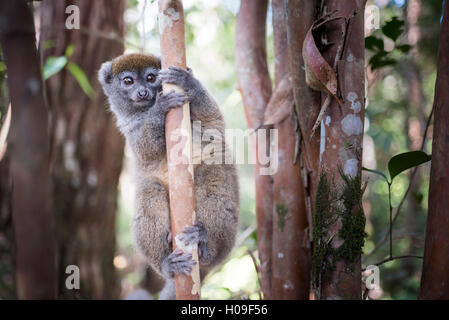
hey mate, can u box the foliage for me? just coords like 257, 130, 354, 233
388, 151, 431, 182
364, 150, 431, 184
365, 16, 411, 70
43, 44, 94, 99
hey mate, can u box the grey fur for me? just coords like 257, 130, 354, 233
98, 57, 239, 299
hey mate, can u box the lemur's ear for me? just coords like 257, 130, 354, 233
157, 56, 161, 69
98, 61, 113, 86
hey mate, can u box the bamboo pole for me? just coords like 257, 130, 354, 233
158, 0, 200, 300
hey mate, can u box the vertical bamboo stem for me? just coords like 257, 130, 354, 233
158, 0, 200, 300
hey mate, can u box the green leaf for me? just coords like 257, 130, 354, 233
65, 44, 75, 58
66, 62, 94, 99
365, 36, 384, 51
388, 151, 431, 181
395, 44, 412, 53
42, 40, 55, 51
250, 230, 257, 243
369, 51, 396, 70
43, 56, 67, 80
382, 16, 405, 42
412, 191, 424, 204
0, 61, 6, 73
362, 167, 389, 183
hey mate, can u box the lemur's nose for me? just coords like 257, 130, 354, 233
138, 89, 149, 98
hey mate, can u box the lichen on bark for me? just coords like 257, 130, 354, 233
312, 170, 366, 290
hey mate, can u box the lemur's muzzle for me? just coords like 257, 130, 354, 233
137, 89, 149, 99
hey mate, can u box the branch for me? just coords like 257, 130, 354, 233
363, 104, 434, 262
363, 255, 423, 270
158, 0, 200, 300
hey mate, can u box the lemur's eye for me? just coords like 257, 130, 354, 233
147, 74, 156, 83
123, 76, 134, 85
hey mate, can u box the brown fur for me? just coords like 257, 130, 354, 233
111, 53, 160, 75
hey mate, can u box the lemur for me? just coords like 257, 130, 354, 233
98, 54, 239, 299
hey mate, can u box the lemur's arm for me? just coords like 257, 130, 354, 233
158, 67, 224, 126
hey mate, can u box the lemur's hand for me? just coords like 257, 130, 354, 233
161, 249, 196, 278
155, 89, 189, 114
159, 66, 197, 92
178, 221, 209, 264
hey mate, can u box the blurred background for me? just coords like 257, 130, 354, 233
0, 0, 442, 299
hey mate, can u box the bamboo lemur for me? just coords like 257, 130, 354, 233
98, 54, 239, 298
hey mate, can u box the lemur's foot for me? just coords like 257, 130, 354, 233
159, 66, 196, 91
156, 90, 189, 113
162, 249, 196, 278
178, 222, 208, 262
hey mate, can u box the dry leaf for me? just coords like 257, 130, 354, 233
302, 21, 338, 96
263, 76, 294, 126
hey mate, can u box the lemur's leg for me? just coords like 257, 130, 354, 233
132, 178, 195, 278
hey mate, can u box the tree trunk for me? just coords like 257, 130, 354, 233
158, 0, 201, 300
40, 0, 125, 299
235, 0, 273, 299
0, 152, 15, 299
285, 0, 321, 216
270, 0, 310, 300
419, 0, 449, 300
0, 47, 15, 299
0, 0, 57, 299
314, 0, 366, 300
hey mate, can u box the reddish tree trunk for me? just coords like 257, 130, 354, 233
270, 0, 310, 300
285, 0, 321, 214
158, 0, 201, 300
40, 0, 125, 299
419, 0, 449, 300
317, 0, 366, 300
0, 50, 14, 299
0, 153, 15, 299
0, 0, 57, 299
235, 0, 273, 299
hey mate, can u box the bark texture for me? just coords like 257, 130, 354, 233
159, 0, 201, 300
419, 0, 449, 300
0, 0, 57, 299
40, 0, 125, 299
271, 0, 310, 300
316, 0, 366, 300
0, 50, 14, 299
235, 0, 273, 299
285, 0, 321, 212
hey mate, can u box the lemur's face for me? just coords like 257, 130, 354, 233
117, 67, 161, 107
98, 54, 162, 116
